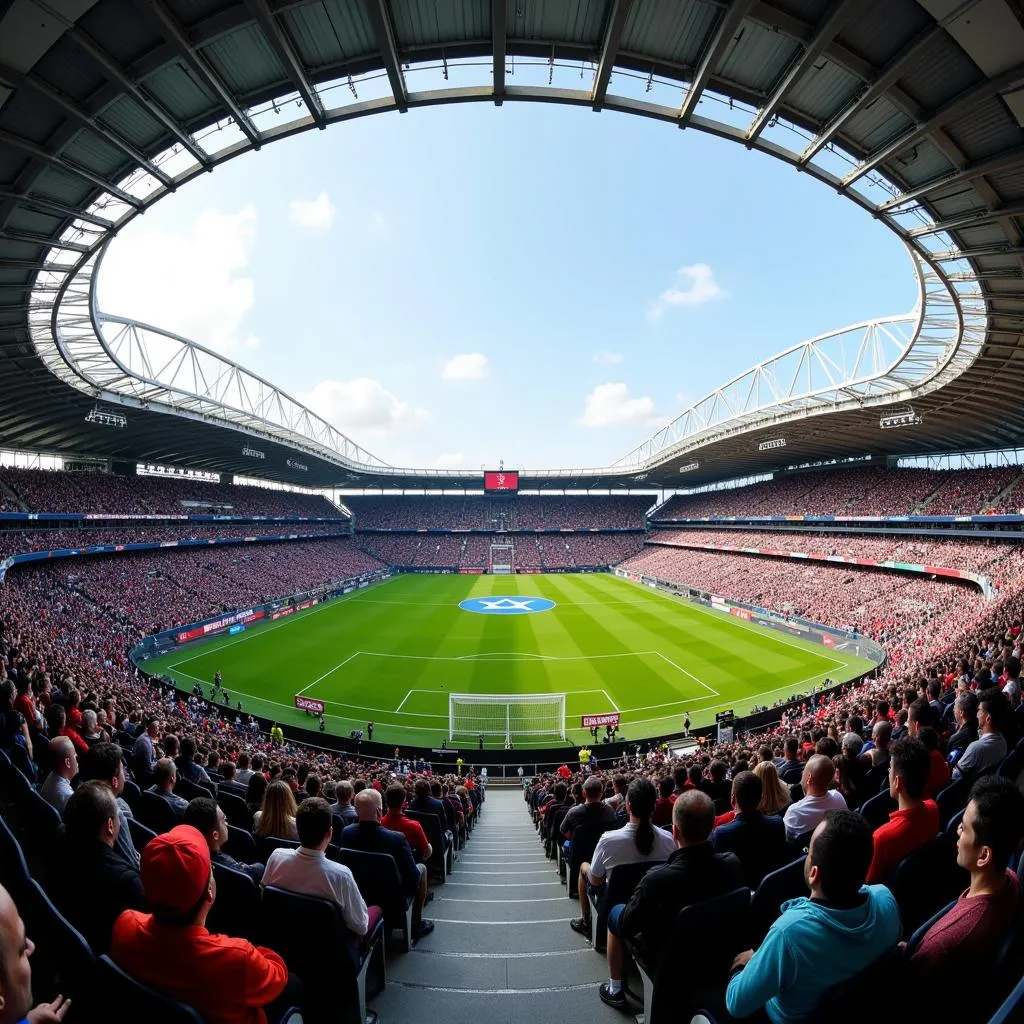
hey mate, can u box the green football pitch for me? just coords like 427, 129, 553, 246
145, 573, 876, 749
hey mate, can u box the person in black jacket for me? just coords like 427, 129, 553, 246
598, 790, 743, 1010
711, 772, 787, 888
53, 781, 146, 954
183, 797, 264, 884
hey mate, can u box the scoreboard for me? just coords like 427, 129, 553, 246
484, 470, 519, 493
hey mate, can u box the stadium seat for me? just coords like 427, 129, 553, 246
888, 833, 964, 938
208, 863, 261, 942
749, 855, 808, 945
0, 814, 32, 905
567, 821, 613, 900
98, 954, 205, 1023
128, 817, 157, 853
257, 835, 301, 863
330, 846, 414, 953
175, 776, 215, 802
588, 860, 656, 954
630, 887, 751, 1024
936, 776, 971, 829
137, 790, 182, 835
404, 808, 451, 881
262, 884, 385, 1024
225, 824, 258, 864
989, 972, 1024, 1024
22, 877, 96, 1007
904, 898, 957, 957
998, 737, 1024, 784
218, 790, 255, 832
121, 778, 143, 814
546, 805, 568, 859
813, 945, 903, 1023
859, 789, 897, 832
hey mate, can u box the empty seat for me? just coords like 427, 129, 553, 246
749, 855, 808, 945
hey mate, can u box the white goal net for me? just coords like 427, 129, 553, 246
449, 693, 566, 743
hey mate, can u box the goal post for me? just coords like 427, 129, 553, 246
449, 693, 566, 744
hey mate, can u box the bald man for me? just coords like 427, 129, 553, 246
40, 736, 77, 814
0, 882, 70, 1024
782, 754, 848, 842
339, 789, 434, 941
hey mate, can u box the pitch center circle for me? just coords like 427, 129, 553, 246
459, 596, 557, 615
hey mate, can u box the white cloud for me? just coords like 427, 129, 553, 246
434, 452, 466, 469
98, 205, 259, 355
298, 377, 427, 436
288, 192, 336, 230
647, 263, 725, 321
593, 351, 624, 365
441, 352, 489, 380
580, 382, 659, 428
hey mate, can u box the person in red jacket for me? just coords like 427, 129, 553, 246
111, 825, 294, 1024
866, 737, 939, 885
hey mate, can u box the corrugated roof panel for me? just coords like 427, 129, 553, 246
944, 99, 1023, 165
767, 0, 830, 21
839, 0, 930, 68
622, 0, 720, 68
392, 0, 488, 48
956, 224, 1014, 248
842, 94, 914, 153
0, 92, 64, 147
79, 0, 164, 67
33, 47, 108, 106
97, 95, 168, 151
294, 0, 377, 65
508, 0, 606, 47
986, 166, 1024, 199
32, 166, 95, 205
163, 0, 235, 25
202, 23, 286, 96
785, 59, 861, 125
5, 207, 63, 235
886, 138, 956, 189
899, 37, 982, 113
61, 129, 127, 177
718, 20, 799, 95
926, 186, 992, 218
281, 6, 352, 70
143, 62, 216, 123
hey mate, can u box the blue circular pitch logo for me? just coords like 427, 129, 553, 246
459, 596, 557, 616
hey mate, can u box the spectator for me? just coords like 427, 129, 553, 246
866, 738, 939, 884
381, 785, 432, 864
948, 690, 979, 762
39, 736, 77, 814
833, 733, 869, 810
79, 742, 139, 869
652, 776, 675, 827
572, 779, 674, 941
253, 781, 299, 842
340, 789, 433, 941
725, 810, 901, 1022
332, 780, 357, 827
54, 781, 145, 954
246, 772, 268, 816
111, 825, 291, 1023
175, 736, 213, 787
183, 796, 265, 884
132, 717, 160, 778
751, 761, 791, 816
917, 726, 951, 799
560, 775, 616, 843
909, 777, 1024, 996
407, 777, 453, 855
599, 791, 743, 1009
782, 755, 847, 842
0, 881, 71, 1023
234, 752, 254, 787
712, 772, 788, 888
261, 797, 376, 939
778, 738, 803, 785
148, 758, 189, 818
954, 688, 1009, 780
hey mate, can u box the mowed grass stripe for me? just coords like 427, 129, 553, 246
145, 573, 875, 748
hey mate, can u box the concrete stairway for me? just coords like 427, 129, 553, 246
369, 788, 623, 1024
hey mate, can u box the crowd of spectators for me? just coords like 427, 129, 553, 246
654, 465, 1024, 519
0, 466, 343, 517
345, 495, 652, 530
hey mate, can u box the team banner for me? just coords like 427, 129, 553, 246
581, 712, 620, 729
295, 696, 324, 714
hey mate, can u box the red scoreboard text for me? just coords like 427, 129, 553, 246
484, 470, 519, 492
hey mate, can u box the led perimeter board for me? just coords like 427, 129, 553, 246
484, 470, 519, 493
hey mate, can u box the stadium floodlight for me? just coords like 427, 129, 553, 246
84, 404, 126, 428
678, 461, 700, 473
449, 693, 566, 745
879, 409, 923, 429
758, 438, 786, 451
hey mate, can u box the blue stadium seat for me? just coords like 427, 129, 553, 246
330, 846, 414, 953
22, 877, 96, 1007
859, 789, 897, 832
749, 855, 808, 945
208, 863, 261, 942
225, 824, 258, 864
588, 860, 656, 954
98, 954, 204, 1023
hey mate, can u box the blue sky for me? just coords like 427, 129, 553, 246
99, 100, 914, 472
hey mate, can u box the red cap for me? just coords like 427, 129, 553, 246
140, 825, 211, 916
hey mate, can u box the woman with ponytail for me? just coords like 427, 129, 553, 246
570, 777, 675, 941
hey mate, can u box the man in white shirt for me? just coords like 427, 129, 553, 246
40, 736, 77, 814
782, 754, 847, 842
954, 688, 1010, 780
261, 797, 375, 938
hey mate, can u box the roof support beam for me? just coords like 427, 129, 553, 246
0, 129, 142, 209
492, 0, 506, 105
845, 61, 1024, 187
243, 0, 325, 127
0, 188, 113, 228
68, 29, 210, 168
747, 0, 856, 143
142, 0, 262, 147
364, 0, 408, 113
908, 200, 1024, 237
0, 229, 93, 254
931, 244, 1024, 261
799, 23, 943, 165
877, 144, 1024, 212
679, 0, 756, 126
0, 64, 175, 190
592, 0, 633, 110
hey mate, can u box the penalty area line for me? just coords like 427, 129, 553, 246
653, 651, 719, 696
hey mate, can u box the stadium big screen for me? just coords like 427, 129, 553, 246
484, 470, 519, 493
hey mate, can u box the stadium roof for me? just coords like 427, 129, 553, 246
1, 0, 1023, 490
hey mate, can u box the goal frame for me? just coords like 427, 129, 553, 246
448, 692, 566, 744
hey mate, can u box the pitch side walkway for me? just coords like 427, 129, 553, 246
368, 788, 623, 1024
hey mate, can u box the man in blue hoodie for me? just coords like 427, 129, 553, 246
725, 809, 901, 1023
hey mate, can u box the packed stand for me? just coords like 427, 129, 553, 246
0, 466, 345, 517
